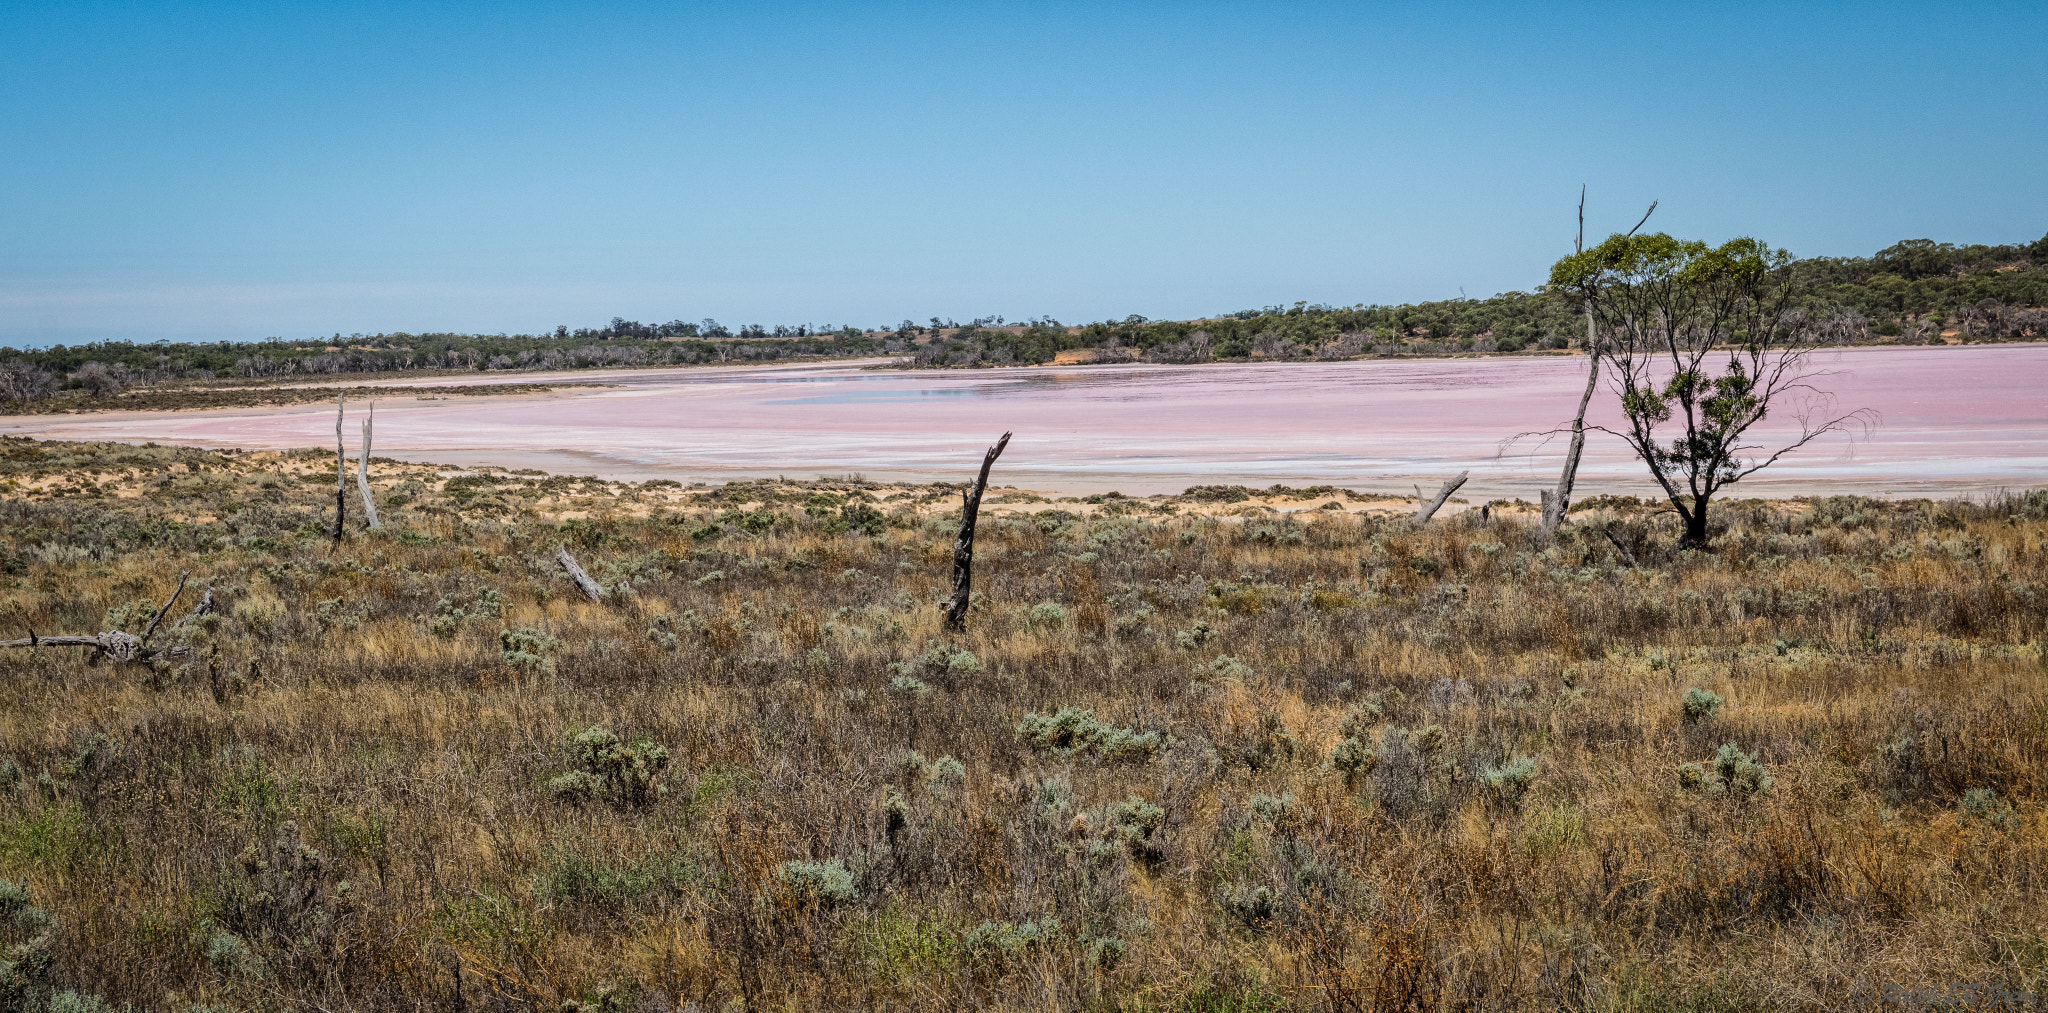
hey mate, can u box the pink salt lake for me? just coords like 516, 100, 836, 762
5, 344, 2043, 501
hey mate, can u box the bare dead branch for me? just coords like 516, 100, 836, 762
331, 393, 347, 542
1625, 200, 1659, 237
1601, 526, 1639, 568
140, 570, 189, 644
174, 587, 217, 628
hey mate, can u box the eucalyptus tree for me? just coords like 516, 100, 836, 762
1549, 233, 1869, 547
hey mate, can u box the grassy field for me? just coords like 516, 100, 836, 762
1, 437, 2044, 1011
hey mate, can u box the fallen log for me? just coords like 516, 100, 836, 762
1, 572, 192, 664
945, 431, 1012, 632
0, 631, 146, 663
557, 547, 604, 602
1412, 471, 1468, 525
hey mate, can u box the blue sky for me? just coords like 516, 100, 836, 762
2, 2, 2043, 347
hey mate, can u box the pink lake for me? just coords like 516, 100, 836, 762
5, 344, 2044, 500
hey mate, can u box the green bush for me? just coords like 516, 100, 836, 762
1330, 737, 1377, 786
1028, 602, 1068, 627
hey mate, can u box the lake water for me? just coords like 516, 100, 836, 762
6, 344, 2045, 500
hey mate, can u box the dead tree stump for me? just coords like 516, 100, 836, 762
944, 431, 1012, 632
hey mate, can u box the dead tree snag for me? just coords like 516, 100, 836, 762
945, 431, 1012, 632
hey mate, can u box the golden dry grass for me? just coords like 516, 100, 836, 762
0, 436, 2044, 1011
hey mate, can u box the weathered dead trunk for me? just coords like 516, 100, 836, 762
1544, 303, 1599, 534
357, 403, 381, 530
330, 393, 347, 542
945, 431, 1012, 632
556, 547, 604, 602
1412, 471, 1468, 525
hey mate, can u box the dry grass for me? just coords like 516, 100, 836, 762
1, 436, 2045, 1011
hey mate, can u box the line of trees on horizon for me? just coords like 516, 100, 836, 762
2, 232, 2043, 403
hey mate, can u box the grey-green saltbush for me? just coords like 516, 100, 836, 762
1681, 688, 1724, 724
962, 917, 1061, 963
1016, 708, 1163, 762
1678, 743, 1774, 796
1028, 602, 1068, 627
500, 627, 560, 675
926, 755, 966, 791
1479, 756, 1539, 806
889, 675, 933, 697
33, 994, 133, 1013
1110, 795, 1166, 863
775, 859, 856, 906
1961, 788, 2015, 829
1249, 793, 1296, 824
1330, 737, 1377, 785
1200, 655, 1253, 680
548, 727, 670, 808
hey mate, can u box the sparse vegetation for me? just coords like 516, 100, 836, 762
0, 437, 2044, 1009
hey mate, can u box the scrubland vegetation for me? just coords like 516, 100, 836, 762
2, 438, 2046, 1010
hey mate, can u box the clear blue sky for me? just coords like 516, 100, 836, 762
3, 2, 2043, 347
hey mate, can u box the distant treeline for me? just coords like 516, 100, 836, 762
1, 234, 2043, 401
0, 320, 894, 402
906, 233, 2048, 367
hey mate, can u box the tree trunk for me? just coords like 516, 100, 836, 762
944, 431, 1012, 632
1412, 471, 1468, 525
330, 393, 347, 542
1544, 302, 1599, 533
357, 405, 381, 530
1681, 496, 1711, 548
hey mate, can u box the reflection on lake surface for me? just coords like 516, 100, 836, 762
6, 345, 2045, 499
